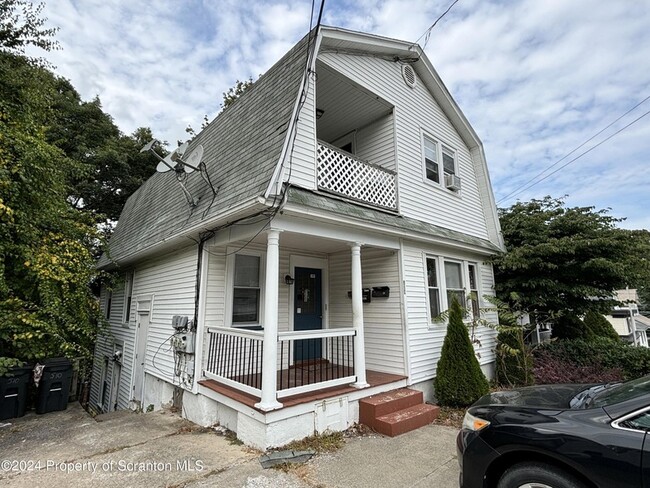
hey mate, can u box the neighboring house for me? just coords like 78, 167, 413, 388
606, 289, 649, 347
90, 26, 504, 448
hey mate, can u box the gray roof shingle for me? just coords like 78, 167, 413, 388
99, 33, 310, 268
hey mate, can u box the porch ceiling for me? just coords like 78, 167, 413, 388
316, 60, 393, 143
250, 230, 350, 254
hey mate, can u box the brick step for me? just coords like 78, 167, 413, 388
373, 403, 440, 437
359, 388, 423, 423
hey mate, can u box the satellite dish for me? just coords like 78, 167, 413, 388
140, 140, 155, 153
156, 153, 176, 173
183, 145, 204, 173
175, 142, 189, 159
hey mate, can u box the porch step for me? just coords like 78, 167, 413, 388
359, 388, 439, 437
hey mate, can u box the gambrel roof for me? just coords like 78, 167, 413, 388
100, 26, 503, 268
99, 33, 311, 268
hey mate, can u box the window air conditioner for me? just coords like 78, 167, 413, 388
445, 173, 461, 191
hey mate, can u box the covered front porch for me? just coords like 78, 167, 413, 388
198, 217, 406, 412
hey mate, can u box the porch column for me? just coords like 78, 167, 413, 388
351, 242, 369, 388
255, 229, 283, 411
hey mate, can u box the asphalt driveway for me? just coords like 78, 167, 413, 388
0, 403, 459, 487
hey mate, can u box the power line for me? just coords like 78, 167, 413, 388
498, 107, 650, 205
412, 0, 460, 50
497, 94, 650, 204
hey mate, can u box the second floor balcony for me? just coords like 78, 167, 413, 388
316, 141, 397, 211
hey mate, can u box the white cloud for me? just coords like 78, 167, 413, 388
30, 0, 650, 229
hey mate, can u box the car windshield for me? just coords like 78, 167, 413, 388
589, 375, 650, 408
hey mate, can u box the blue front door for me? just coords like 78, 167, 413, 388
294, 267, 322, 361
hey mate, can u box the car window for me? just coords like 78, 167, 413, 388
591, 375, 650, 407
623, 413, 650, 432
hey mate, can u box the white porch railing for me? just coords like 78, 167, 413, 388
204, 326, 357, 401
317, 141, 397, 210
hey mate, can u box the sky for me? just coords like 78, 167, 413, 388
30, 0, 650, 229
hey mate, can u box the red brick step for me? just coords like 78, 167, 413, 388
359, 388, 440, 437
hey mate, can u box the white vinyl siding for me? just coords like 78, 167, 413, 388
402, 241, 496, 383
132, 246, 198, 384
328, 248, 405, 375
355, 112, 395, 171
90, 281, 136, 411
318, 52, 490, 240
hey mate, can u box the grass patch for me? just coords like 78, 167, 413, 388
278, 430, 345, 454
432, 406, 465, 429
224, 429, 244, 445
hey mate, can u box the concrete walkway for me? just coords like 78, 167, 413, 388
0, 403, 459, 487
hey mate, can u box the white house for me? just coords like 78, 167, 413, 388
91, 26, 504, 449
606, 289, 650, 347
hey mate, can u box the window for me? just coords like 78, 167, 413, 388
445, 261, 465, 309
99, 355, 109, 410
423, 136, 439, 183
468, 264, 480, 319
123, 271, 134, 323
105, 290, 112, 320
426, 258, 441, 318
423, 134, 457, 188
426, 257, 481, 325
232, 254, 261, 324
442, 145, 456, 177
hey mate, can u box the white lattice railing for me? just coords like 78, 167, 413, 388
317, 141, 397, 210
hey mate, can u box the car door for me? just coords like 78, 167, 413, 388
613, 407, 650, 487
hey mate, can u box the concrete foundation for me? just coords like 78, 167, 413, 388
142, 373, 174, 412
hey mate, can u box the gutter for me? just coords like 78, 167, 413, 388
280, 202, 500, 257
99, 196, 265, 269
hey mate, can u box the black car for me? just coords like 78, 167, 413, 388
457, 375, 650, 488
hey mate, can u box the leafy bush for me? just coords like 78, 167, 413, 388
434, 298, 489, 407
534, 338, 650, 382
583, 311, 620, 340
495, 327, 534, 387
551, 314, 589, 340
533, 350, 624, 384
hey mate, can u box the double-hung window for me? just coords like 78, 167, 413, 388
424, 136, 440, 184
468, 263, 480, 319
426, 256, 482, 325
444, 261, 465, 309
232, 254, 261, 325
426, 257, 441, 318
423, 134, 458, 189
123, 271, 134, 324
441, 145, 456, 178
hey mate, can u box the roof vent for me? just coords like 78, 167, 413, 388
401, 64, 417, 88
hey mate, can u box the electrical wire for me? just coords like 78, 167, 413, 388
498, 94, 650, 204
498, 107, 650, 205
411, 0, 460, 51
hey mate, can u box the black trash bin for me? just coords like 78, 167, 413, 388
0, 365, 32, 421
36, 358, 73, 414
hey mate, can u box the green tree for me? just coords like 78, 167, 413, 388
0, 0, 58, 54
551, 314, 589, 340
221, 77, 254, 109
584, 310, 620, 341
45, 77, 160, 222
493, 197, 638, 334
434, 298, 489, 407
0, 50, 103, 373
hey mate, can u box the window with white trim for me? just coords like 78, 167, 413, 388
468, 263, 480, 319
123, 271, 134, 324
232, 254, 261, 324
444, 261, 465, 309
424, 136, 439, 184
426, 257, 441, 318
105, 289, 112, 320
426, 257, 481, 324
423, 134, 457, 188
